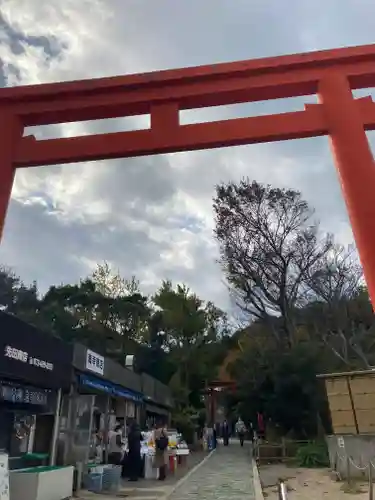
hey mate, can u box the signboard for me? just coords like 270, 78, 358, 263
4, 345, 53, 371
0, 381, 51, 406
0, 311, 73, 389
86, 349, 104, 376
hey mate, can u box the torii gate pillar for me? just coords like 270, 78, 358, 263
319, 74, 375, 297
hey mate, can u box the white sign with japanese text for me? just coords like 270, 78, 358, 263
4, 345, 53, 371
86, 349, 104, 376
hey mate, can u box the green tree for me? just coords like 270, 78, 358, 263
40, 277, 150, 361
91, 262, 149, 344
152, 281, 228, 409
92, 261, 140, 297
0, 266, 40, 321
230, 336, 329, 437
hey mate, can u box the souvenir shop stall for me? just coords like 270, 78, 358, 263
58, 344, 144, 472
83, 372, 188, 489
0, 311, 74, 500
118, 376, 177, 480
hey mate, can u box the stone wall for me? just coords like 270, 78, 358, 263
327, 434, 375, 478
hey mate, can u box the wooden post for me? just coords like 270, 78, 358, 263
346, 456, 351, 486
369, 463, 374, 500
345, 377, 359, 434
103, 395, 110, 464
0, 112, 23, 240
281, 437, 287, 460
50, 388, 62, 465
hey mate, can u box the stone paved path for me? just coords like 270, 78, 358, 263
169, 441, 255, 499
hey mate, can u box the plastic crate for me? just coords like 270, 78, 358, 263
102, 465, 122, 492
83, 472, 103, 493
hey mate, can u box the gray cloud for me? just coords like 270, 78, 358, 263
0, 0, 374, 312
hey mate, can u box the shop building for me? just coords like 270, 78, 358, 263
58, 344, 173, 467
0, 311, 73, 470
58, 343, 144, 466
0, 312, 174, 494
142, 373, 173, 428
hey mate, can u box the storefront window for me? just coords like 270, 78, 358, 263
126, 401, 135, 419
71, 395, 95, 462
9, 415, 33, 457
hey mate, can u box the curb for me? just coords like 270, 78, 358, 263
252, 459, 265, 500
164, 449, 216, 499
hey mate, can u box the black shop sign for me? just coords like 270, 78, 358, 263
0, 380, 53, 407
0, 312, 73, 389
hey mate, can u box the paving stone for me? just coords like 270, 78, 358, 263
169, 441, 255, 500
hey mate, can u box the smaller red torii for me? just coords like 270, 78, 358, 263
2, 44, 375, 305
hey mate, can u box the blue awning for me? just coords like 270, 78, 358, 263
78, 373, 143, 402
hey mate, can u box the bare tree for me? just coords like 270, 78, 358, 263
213, 179, 332, 347
306, 244, 363, 302
305, 245, 374, 368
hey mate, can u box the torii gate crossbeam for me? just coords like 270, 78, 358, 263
2, 44, 375, 305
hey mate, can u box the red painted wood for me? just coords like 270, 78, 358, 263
2, 43, 375, 305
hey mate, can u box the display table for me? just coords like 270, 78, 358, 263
176, 448, 189, 467
122, 431, 190, 480
9, 465, 74, 500
144, 454, 158, 479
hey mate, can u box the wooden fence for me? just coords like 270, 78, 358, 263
254, 439, 310, 463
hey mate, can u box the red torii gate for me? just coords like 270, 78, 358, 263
2, 44, 375, 303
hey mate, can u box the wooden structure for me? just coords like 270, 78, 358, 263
318, 369, 375, 434
202, 348, 239, 424
3, 44, 375, 304
203, 380, 235, 425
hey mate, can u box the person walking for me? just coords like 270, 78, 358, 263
235, 418, 246, 447
127, 421, 143, 481
222, 419, 230, 446
206, 424, 214, 451
153, 422, 168, 481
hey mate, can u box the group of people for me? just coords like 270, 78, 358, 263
223, 417, 249, 447
107, 420, 169, 482
204, 417, 254, 449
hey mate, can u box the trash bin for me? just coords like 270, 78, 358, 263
83, 472, 103, 493
102, 465, 122, 492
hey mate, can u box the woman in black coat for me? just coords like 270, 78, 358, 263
127, 422, 143, 481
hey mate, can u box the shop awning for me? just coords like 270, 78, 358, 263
78, 373, 143, 402
145, 403, 169, 416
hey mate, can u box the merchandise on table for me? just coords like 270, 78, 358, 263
117, 428, 191, 481
138, 430, 190, 457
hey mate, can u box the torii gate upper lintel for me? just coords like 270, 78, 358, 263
2, 43, 375, 305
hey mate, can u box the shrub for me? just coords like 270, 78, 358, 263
171, 411, 196, 444
295, 441, 329, 468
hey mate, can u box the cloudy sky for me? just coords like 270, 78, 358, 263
0, 0, 375, 312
